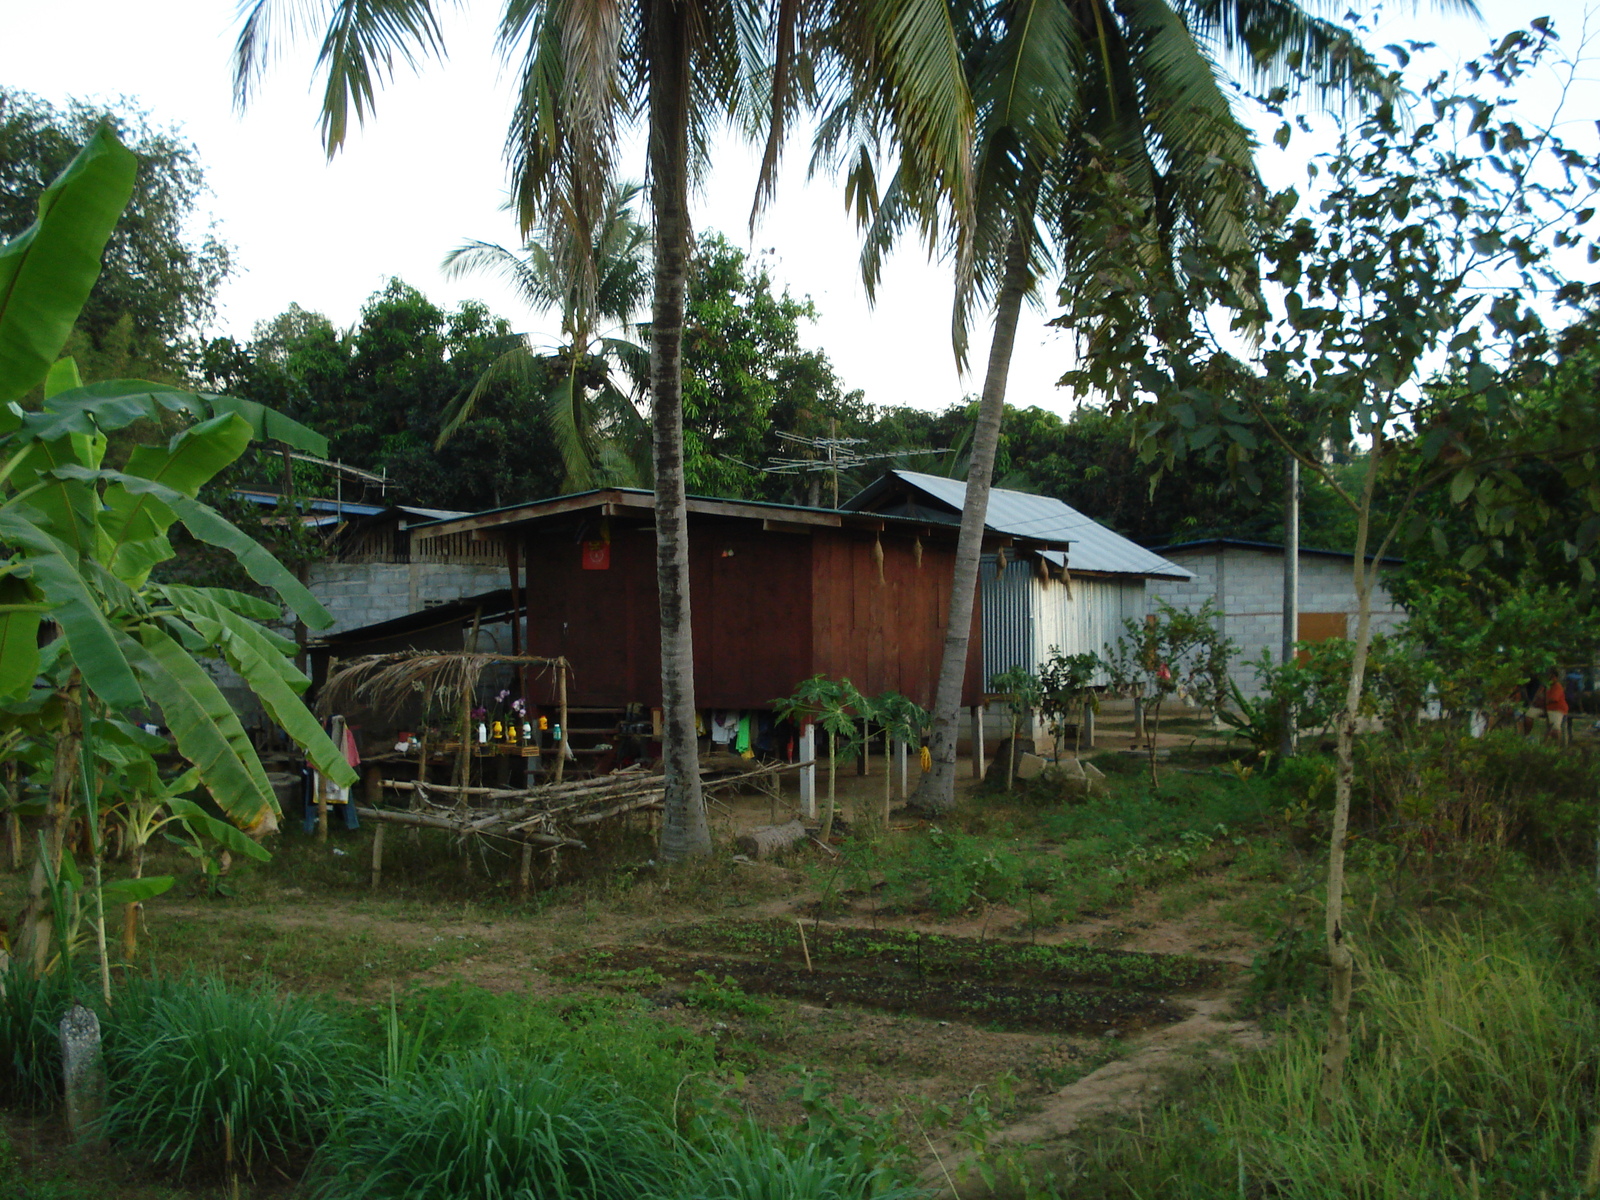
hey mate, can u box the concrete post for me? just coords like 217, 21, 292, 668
799, 724, 816, 820
59, 1004, 105, 1146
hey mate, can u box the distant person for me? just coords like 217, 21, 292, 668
1529, 672, 1568, 748
1540, 669, 1569, 743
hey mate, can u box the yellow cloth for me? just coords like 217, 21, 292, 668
919, 746, 931, 771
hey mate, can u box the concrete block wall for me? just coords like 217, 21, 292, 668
1148, 545, 1405, 698
304, 562, 508, 636
199, 562, 509, 731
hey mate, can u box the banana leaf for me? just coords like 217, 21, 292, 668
123, 624, 281, 830
51, 465, 334, 629
29, 381, 327, 456
161, 588, 354, 789
101, 876, 176, 905
0, 575, 43, 698
167, 796, 273, 862
0, 507, 141, 709
0, 127, 137, 402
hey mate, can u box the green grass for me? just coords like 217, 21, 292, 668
308, 1050, 675, 1200
1058, 895, 1600, 1198
99, 975, 362, 1177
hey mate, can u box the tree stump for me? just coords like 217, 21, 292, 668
735, 819, 806, 859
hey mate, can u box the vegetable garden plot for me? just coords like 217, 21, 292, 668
551, 919, 1229, 1035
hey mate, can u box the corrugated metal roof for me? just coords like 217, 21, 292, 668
860, 470, 1192, 580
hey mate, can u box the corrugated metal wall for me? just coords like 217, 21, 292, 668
983, 557, 1150, 689
980, 555, 1034, 690
1037, 576, 1146, 683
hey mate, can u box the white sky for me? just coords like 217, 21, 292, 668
2, 2, 1595, 417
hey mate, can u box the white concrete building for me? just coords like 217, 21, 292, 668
1147, 539, 1406, 697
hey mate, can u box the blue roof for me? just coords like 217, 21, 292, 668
847, 470, 1192, 580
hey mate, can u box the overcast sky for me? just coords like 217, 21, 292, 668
3, 2, 1595, 418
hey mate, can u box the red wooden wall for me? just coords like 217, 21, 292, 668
809, 530, 981, 709
518, 515, 977, 710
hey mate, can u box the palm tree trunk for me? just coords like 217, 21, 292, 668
648, 0, 709, 861
911, 228, 1032, 814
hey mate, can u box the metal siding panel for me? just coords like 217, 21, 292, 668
980, 555, 1034, 690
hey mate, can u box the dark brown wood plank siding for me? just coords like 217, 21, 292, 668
520, 518, 814, 708
809, 529, 981, 708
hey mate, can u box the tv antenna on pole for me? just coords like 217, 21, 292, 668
764, 425, 946, 507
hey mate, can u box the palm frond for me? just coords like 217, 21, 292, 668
434, 339, 547, 449
542, 367, 599, 491
442, 240, 565, 315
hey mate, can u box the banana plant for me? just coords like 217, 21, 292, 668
1, 126, 357, 973
774, 676, 868, 841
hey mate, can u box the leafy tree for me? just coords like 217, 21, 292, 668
1100, 601, 1233, 789
0, 128, 355, 978
1036, 648, 1099, 760
868, 691, 929, 826
986, 666, 1040, 790
1069, 22, 1600, 1115
679, 233, 863, 501
863, 0, 1378, 815
225, 283, 567, 512
233, 0, 976, 862
0, 87, 231, 382
440, 179, 652, 491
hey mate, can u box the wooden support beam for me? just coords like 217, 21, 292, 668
370, 822, 385, 889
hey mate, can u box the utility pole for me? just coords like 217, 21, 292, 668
1280, 457, 1300, 759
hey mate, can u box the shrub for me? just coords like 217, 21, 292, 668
99, 975, 360, 1176
1356, 730, 1595, 866
311, 1050, 674, 1200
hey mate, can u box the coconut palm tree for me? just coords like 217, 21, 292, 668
437, 179, 653, 491
832, 0, 1417, 814
232, 0, 977, 860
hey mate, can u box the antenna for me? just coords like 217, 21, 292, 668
763, 425, 947, 507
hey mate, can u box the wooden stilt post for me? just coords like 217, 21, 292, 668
1082, 701, 1095, 750
799, 724, 816, 820
896, 739, 908, 800
971, 705, 985, 779
518, 841, 534, 898
545, 847, 560, 888
555, 659, 569, 784
370, 822, 385, 889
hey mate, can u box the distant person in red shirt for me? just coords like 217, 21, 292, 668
1536, 670, 1568, 742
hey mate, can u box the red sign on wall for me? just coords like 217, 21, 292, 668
581, 540, 611, 570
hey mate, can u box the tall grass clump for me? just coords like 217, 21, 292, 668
311, 1049, 674, 1200
375, 983, 720, 1124
0, 963, 85, 1108
665, 1122, 931, 1200
99, 975, 360, 1177
1062, 919, 1600, 1198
